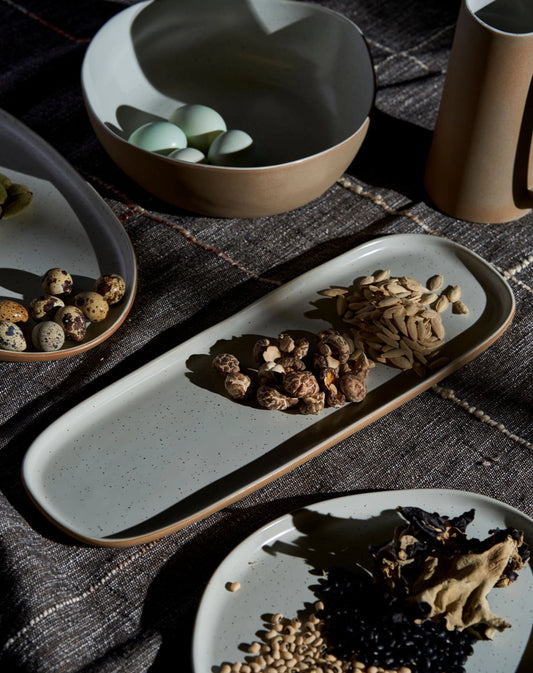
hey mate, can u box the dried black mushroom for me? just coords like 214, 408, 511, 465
370, 506, 531, 638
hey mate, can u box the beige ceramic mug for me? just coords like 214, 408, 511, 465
424, 0, 533, 224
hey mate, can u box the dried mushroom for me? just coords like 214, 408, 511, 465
298, 392, 325, 415
252, 337, 270, 362
211, 327, 370, 415
370, 506, 530, 639
292, 337, 310, 360
257, 385, 298, 411
339, 372, 367, 403
224, 372, 252, 399
277, 355, 306, 372
318, 367, 346, 408
282, 370, 320, 398
212, 353, 240, 375
317, 331, 351, 364
257, 361, 285, 385
277, 333, 295, 353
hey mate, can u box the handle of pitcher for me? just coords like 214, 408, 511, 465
515, 75, 533, 208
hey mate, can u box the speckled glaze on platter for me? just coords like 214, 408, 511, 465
0, 109, 137, 361
22, 234, 514, 545
192, 489, 533, 673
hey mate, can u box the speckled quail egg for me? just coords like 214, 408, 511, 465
73, 291, 109, 322
54, 305, 87, 342
168, 147, 206, 164
94, 274, 126, 305
0, 320, 27, 351
128, 121, 187, 154
32, 321, 65, 352
29, 294, 65, 321
207, 129, 254, 167
168, 104, 226, 152
41, 268, 73, 296
0, 299, 28, 323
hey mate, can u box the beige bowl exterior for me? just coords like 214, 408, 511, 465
86, 106, 370, 218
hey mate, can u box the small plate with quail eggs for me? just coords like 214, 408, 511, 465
0, 108, 137, 362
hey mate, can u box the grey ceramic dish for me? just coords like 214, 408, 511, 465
0, 108, 137, 361
22, 234, 514, 545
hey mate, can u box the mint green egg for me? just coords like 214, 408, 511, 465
128, 121, 187, 154
168, 147, 206, 164
169, 104, 226, 152
207, 130, 254, 167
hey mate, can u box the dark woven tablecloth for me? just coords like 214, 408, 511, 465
1, 1, 532, 671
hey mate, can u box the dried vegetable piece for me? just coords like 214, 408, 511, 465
370, 506, 530, 638
0, 173, 33, 219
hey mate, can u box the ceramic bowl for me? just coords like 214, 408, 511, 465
82, 0, 375, 218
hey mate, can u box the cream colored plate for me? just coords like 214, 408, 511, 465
193, 489, 533, 673
0, 109, 137, 361
22, 234, 514, 545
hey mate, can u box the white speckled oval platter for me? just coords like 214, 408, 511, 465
0, 108, 137, 361
192, 489, 533, 673
22, 234, 514, 545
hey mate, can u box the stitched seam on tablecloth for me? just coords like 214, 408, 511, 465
495, 255, 533, 294
1, 539, 160, 652
336, 176, 443, 236
338, 177, 533, 297
370, 23, 455, 74
89, 177, 282, 287
433, 385, 532, 450
1, 0, 91, 43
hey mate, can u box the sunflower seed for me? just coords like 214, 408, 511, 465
434, 295, 449, 313
407, 316, 419, 341
322, 287, 348, 297
378, 296, 401, 308
390, 355, 412, 369
393, 312, 409, 336
446, 285, 462, 302
336, 294, 347, 315
420, 292, 439, 305
427, 274, 444, 290
431, 316, 445, 340
373, 269, 391, 282
453, 300, 469, 315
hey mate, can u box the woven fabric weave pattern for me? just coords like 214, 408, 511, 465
0, 1, 531, 672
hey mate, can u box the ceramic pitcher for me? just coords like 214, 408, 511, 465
424, 0, 533, 224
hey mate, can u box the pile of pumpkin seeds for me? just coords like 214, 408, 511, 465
324, 269, 469, 377
0, 172, 33, 219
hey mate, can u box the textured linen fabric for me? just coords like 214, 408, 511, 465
0, 0, 532, 671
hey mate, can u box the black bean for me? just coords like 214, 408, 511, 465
317, 568, 478, 672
